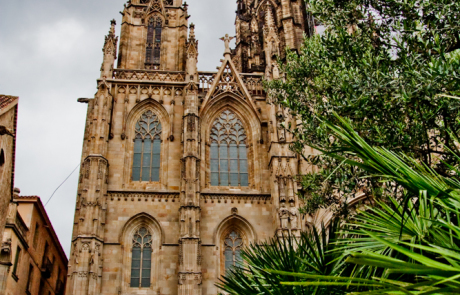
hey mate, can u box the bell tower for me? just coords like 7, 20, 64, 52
117, 0, 189, 71
67, 1, 315, 294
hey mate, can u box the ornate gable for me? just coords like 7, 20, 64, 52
144, 0, 165, 18
200, 39, 260, 120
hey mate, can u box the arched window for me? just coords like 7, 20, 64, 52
132, 111, 162, 182
145, 17, 162, 67
210, 109, 248, 187
130, 227, 152, 288
224, 230, 243, 272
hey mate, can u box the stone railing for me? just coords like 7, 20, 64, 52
198, 72, 265, 97
198, 71, 217, 93
240, 73, 265, 96
113, 69, 186, 83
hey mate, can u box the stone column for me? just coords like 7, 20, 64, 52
67, 20, 117, 295
178, 25, 202, 295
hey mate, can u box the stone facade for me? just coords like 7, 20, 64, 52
67, 1, 314, 294
0, 194, 68, 295
0, 95, 18, 244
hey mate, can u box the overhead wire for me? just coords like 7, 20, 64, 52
44, 163, 81, 207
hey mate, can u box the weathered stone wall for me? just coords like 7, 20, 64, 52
0, 98, 17, 243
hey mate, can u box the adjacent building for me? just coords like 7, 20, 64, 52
0, 95, 68, 295
1, 193, 68, 295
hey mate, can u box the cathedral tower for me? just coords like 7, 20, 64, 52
67, 1, 313, 294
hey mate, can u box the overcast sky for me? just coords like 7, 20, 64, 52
0, 0, 237, 256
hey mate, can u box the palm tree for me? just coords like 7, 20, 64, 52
217, 220, 353, 295
218, 114, 460, 294
278, 115, 460, 294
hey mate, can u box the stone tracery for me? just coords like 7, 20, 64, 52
130, 227, 153, 288
223, 230, 243, 272
132, 110, 162, 182
210, 109, 248, 187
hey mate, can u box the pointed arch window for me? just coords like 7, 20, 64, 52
210, 109, 248, 187
130, 227, 152, 288
224, 230, 243, 272
146, 17, 162, 67
132, 111, 162, 182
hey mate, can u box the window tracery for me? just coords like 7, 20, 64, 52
210, 109, 248, 187
132, 110, 162, 182
145, 16, 162, 68
130, 227, 152, 288
224, 230, 243, 272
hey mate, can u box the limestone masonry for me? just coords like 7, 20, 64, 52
67, 1, 315, 294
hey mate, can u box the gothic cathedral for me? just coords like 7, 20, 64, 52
67, 0, 313, 294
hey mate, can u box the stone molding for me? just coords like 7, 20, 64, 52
108, 191, 180, 202
201, 193, 271, 204
113, 69, 186, 82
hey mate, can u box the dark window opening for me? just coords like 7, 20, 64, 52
0, 149, 4, 166
145, 17, 163, 67
12, 246, 21, 279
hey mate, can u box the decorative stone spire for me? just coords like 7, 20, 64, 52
265, 2, 276, 31
185, 23, 198, 83
100, 19, 118, 79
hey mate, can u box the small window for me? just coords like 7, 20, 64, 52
27, 264, 34, 294
33, 223, 40, 249
224, 230, 243, 273
130, 227, 152, 288
12, 246, 21, 278
145, 17, 163, 66
42, 242, 49, 266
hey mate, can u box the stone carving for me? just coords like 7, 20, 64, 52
0, 238, 12, 264
201, 194, 271, 204
279, 205, 290, 229
219, 34, 235, 53
108, 191, 180, 201
211, 64, 244, 99
113, 69, 185, 82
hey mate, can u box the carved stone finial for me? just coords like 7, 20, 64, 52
189, 23, 196, 41
109, 19, 116, 36
13, 187, 20, 197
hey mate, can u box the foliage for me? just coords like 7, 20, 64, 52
275, 116, 460, 294
267, 0, 460, 214
217, 221, 352, 295
218, 115, 460, 294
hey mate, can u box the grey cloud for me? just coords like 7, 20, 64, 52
0, 0, 236, 256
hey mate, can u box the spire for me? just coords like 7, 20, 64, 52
101, 19, 118, 79
188, 22, 196, 43
185, 23, 198, 83
265, 2, 276, 32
